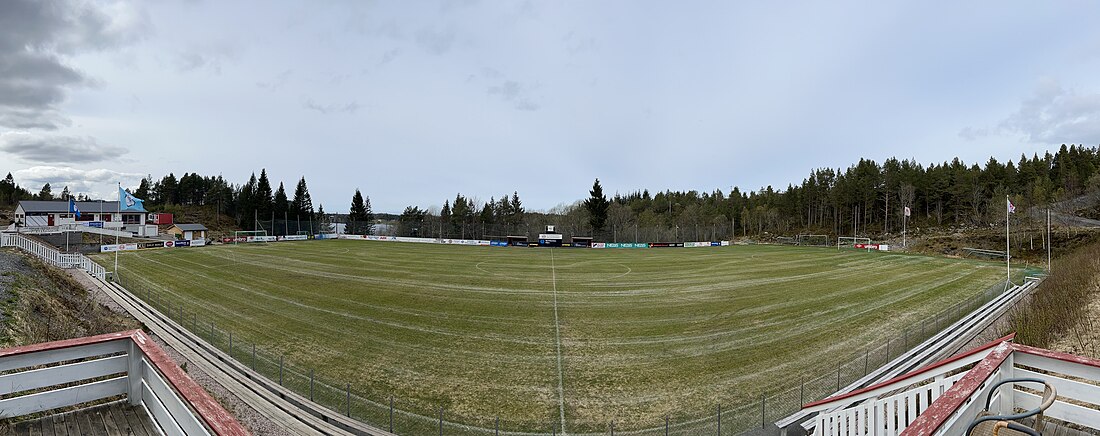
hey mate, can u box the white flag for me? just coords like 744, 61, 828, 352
904, 206, 911, 217
1007, 198, 1016, 214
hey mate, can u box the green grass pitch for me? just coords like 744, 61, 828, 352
96, 240, 1008, 432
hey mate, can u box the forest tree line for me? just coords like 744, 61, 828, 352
4, 144, 1099, 241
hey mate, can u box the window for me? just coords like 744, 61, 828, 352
123, 214, 142, 224
76, 213, 94, 222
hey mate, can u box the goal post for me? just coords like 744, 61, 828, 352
797, 234, 829, 247
837, 236, 871, 250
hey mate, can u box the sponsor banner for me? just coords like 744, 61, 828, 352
164, 240, 175, 248
87, 221, 104, 228
490, 240, 508, 247
650, 242, 684, 248
174, 240, 191, 247
854, 243, 888, 250
685, 241, 711, 248
142, 242, 165, 249
119, 243, 139, 251
477, 240, 491, 246
538, 233, 563, 240
710, 242, 721, 246
284, 235, 308, 241
247, 235, 278, 242
100, 244, 119, 252
592, 242, 607, 248
721, 241, 730, 246
191, 239, 206, 247
338, 234, 365, 240
879, 244, 889, 251
604, 242, 648, 248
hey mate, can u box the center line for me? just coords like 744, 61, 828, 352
550, 248, 567, 434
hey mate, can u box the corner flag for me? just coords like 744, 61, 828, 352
68, 198, 81, 218
119, 187, 144, 211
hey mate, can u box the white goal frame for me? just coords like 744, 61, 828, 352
837, 236, 871, 250
233, 230, 268, 245
797, 234, 829, 247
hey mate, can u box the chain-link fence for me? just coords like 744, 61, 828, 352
114, 271, 1018, 435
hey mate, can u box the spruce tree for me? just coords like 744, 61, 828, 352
349, 189, 368, 235
584, 178, 610, 234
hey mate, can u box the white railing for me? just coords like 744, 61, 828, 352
927, 344, 1100, 436
0, 330, 247, 435
816, 373, 965, 435
1, 232, 107, 280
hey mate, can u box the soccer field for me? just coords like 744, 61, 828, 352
99, 241, 1008, 433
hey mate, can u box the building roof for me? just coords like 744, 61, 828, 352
173, 224, 208, 231
17, 200, 148, 213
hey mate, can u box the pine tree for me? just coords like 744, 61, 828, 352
584, 178, 610, 234
238, 173, 257, 230
440, 200, 451, 238
256, 169, 273, 218
363, 195, 375, 235
134, 177, 151, 200
60, 186, 71, 200
349, 189, 368, 235
38, 183, 52, 200
274, 183, 289, 217
291, 177, 313, 217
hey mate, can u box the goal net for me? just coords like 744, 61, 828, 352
797, 234, 829, 247
777, 236, 798, 245
837, 236, 871, 249
234, 230, 270, 245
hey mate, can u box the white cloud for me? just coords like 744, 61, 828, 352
13, 166, 142, 199
0, 131, 129, 163
999, 78, 1100, 144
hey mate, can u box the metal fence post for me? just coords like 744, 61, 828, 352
229, 330, 233, 356
666, 415, 670, 436
610, 420, 615, 436
836, 364, 841, 391
495, 416, 499, 436
439, 407, 443, 436
252, 344, 256, 369
211, 321, 215, 340
717, 404, 722, 436
279, 355, 283, 385
346, 383, 351, 416
389, 396, 394, 432
310, 369, 314, 401
761, 394, 766, 429
864, 350, 869, 375
800, 379, 805, 405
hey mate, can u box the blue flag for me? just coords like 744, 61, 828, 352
69, 198, 81, 218
119, 187, 145, 211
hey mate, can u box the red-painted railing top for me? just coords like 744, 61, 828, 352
802, 333, 1015, 409
898, 341, 1014, 436
0, 330, 250, 436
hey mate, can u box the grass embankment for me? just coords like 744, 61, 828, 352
1012, 242, 1100, 349
0, 250, 138, 348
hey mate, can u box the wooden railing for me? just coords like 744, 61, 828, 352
1, 232, 107, 279
0, 330, 248, 436
804, 338, 1100, 435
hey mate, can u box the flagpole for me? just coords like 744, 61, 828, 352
1005, 195, 1010, 288
115, 182, 120, 279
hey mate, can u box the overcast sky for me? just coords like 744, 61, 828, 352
2, 1, 1100, 213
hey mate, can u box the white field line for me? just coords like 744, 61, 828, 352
550, 248, 567, 434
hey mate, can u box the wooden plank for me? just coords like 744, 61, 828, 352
1014, 390, 1100, 430
63, 412, 79, 436
51, 414, 66, 436
102, 403, 125, 436
142, 380, 186, 436
0, 355, 127, 394
0, 340, 129, 373
141, 358, 211, 435
121, 405, 154, 436
90, 407, 110, 436
0, 376, 127, 418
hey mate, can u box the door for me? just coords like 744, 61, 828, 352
48, 215, 54, 226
